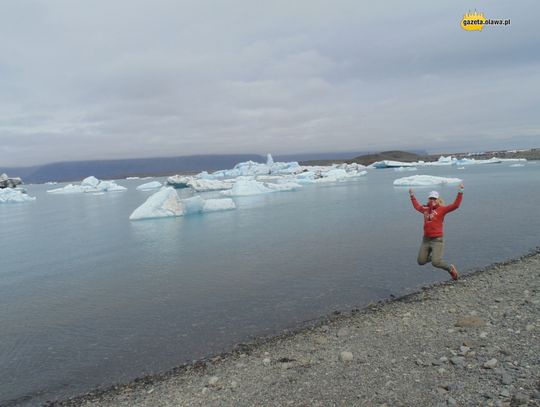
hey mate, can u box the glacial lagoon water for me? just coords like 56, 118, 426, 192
1, 163, 539, 405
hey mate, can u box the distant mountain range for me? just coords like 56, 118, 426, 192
4, 147, 536, 184
3, 151, 411, 183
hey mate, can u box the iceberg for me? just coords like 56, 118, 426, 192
455, 157, 502, 166
187, 179, 234, 192
371, 160, 417, 168
136, 181, 163, 190
0, 173, 23, 189
422, 156, 457, 166
393, 175, 462, 186
181, 196, 236, 214
210, 154, 302, 178
47, 176, 127, 194
509, 163, 525, 167
394, 167, 417, 172
0, 188, 36, 203
130, 187, 184, 220
221, 178, 275, 196
220, 177, 301, 196
167, 175, 191, 188
129, 187, 235, 220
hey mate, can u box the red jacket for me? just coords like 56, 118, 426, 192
411, 192, 463, 237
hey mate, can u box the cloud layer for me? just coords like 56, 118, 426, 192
1, 0, 539, 166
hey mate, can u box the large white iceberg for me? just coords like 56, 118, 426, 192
0, 188, 36, 203
47, 176, 127, 194
136, 181, 162, 190
393, 175, 462, 186
129, 187, 235, 220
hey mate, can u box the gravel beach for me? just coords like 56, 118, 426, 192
52, 251, 540, 407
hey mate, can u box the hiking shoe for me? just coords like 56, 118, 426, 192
448, 265, 459, 281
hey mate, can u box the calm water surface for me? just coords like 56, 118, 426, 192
1, 164, 539, 405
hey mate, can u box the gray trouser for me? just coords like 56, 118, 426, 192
417, 237, 451, 271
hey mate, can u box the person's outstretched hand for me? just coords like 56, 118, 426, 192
459, 183, 464, 189
409, 188, 414, 196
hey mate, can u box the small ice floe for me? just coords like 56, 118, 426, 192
0, 188, 36, 203
509, 163, 525, 167
457, 167, 466, 170
394, 167, 418, 172
47, 176, 127, 194
393, 175, 462, 187
136, 181, 162, 190
129, 187, 235, 220
126, 176, 140, 180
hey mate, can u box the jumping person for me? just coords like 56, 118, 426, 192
408, 183, 464, 280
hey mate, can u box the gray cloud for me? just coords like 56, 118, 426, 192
1, 0, 539, 166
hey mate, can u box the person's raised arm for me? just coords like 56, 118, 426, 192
444, 183, 464, 213
409, 188, 424, 213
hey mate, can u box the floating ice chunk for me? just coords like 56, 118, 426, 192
129, 187, 236, 220
187, 179, 234, 192
509, 163, 525, 167
455, 157, 502, 165
0, 188, 36, 203
371, 160, 417, 168
182, 196, 236, 214
211, 156, 302, 178
221, 179, 274, 196
129, 187, 183, 220
394, 167, 418, 172
97, 181, 127, 192
294, 171, 316, 183
126, 176, 140, 180
433, 156, 455, 165
196, 171, 214, 180
136, 181, 163, 190
47, 184, 95, 194
81, 176, 100, 188
393, 175, 462, 186
167, 175, 191, 188
47, 177, 126, 193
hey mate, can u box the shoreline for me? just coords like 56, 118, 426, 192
46, 248, 540, 406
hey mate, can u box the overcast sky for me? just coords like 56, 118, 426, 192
1, 0, 539, 166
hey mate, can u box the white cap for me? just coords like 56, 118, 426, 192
428, 191, 439, 199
